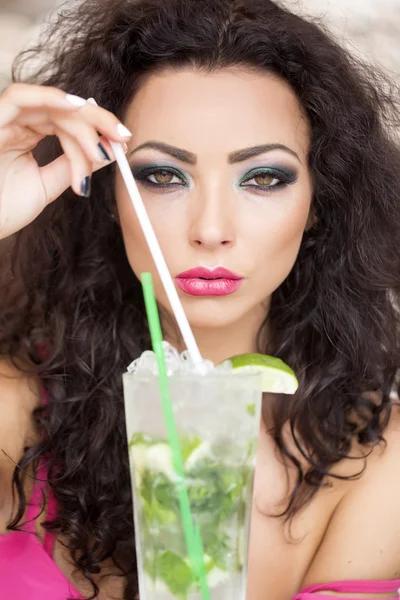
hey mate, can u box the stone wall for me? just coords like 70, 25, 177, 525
0, 0, 399, 93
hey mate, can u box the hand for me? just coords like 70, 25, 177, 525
0, 83, 132, 239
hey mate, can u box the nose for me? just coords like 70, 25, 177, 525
188, 185, 236, 251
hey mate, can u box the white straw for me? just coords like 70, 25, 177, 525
87, 98, 204, 369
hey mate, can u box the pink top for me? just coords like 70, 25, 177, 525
0, 461, 83, 599
294, 579, 400, 600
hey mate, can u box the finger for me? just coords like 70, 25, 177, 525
96, 136, 119, 162
0, 108, 116, 162
55, 128, 93, 197
25, 109, 126, 166
7, 108, 116, 164
0, 106, 126, 163
0, 84, 132, 143
0, 103, 20, 128
38, 140, 119, 206
0, 83, 87, 127
59, 101, 132, 143
49, 114, 113, 165
0, 123, 44, 153
37, 153, 72, 206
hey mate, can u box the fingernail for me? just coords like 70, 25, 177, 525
80, 176, 92, 197
98, 142, 111, 161
117, 123, 132, 138
65, 94, 87, 107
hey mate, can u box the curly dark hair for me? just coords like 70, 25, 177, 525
1, 0, 400, 597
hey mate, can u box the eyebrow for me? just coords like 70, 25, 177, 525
129, 141, 301, 165
228, 144, 301, 164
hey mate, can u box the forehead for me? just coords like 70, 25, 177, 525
124, 67, 310, 159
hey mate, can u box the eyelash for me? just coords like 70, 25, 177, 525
240, 168, 297, 192
132, 166, 297, 192
133, 167, 187, 189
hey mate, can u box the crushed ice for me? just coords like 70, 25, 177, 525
127, 341, 232, 376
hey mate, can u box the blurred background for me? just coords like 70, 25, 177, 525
0, 0, 399, 93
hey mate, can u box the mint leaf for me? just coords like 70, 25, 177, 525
219, 468, 242, 497
204, 532, 233, 571
153, 475, 179, 512
187, 462, 221, 514
139, 470, 154, 504
180, 434, 202, 462
129, 432, 155, 448
187, 460, 244, 518
142, 497, 176, 526
154, 550, 193, 599
139, 471, 178, 526
218, 468, 242, 519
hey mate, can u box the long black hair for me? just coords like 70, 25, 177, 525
1, 0, 400, 597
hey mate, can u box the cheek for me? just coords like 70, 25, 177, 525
115, 179, 152, 276
245, 192, 311, 290
115, 180, 185, 288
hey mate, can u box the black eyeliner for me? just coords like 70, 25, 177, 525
130, 164, 189, 185
240, 166, 298, 186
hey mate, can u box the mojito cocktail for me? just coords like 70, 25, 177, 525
123, 351, 262, 600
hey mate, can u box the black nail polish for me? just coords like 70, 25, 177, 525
81, 176, 92, 197
98, 142, 111, 162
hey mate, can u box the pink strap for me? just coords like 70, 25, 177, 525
43, 485, 57, 557
296, 579, 400, 598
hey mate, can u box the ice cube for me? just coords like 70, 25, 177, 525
162, 341, 182, 375
215, 359, 233, 372
180, 350, 215, 374
127, 357, 141, 374
207, 567, 231, 587
138, 350, 157, 373
127, 342, 217, 376
161, 341, 180, 360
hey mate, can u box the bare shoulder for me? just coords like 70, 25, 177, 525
303, 403, 400, 586
0, 358, 41, 529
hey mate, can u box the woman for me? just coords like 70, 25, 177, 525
0, 0, 400, 598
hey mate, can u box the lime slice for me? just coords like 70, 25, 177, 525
227, 353, 298, 394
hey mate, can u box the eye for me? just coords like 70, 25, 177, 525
251, 173, 280, 187
240, 167, 297, 192
131, 166, 187, 189
147, 170, 184, 186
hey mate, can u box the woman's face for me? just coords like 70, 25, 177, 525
116, 67, 312, 338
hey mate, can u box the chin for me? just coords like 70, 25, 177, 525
182, 298, 248, 330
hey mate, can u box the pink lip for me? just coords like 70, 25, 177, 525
176, 266, 243, 297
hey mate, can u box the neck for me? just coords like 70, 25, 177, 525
191, 325, 259, 365
163, 307, 268, 365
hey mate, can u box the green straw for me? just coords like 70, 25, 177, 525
141, 272, 211, 600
